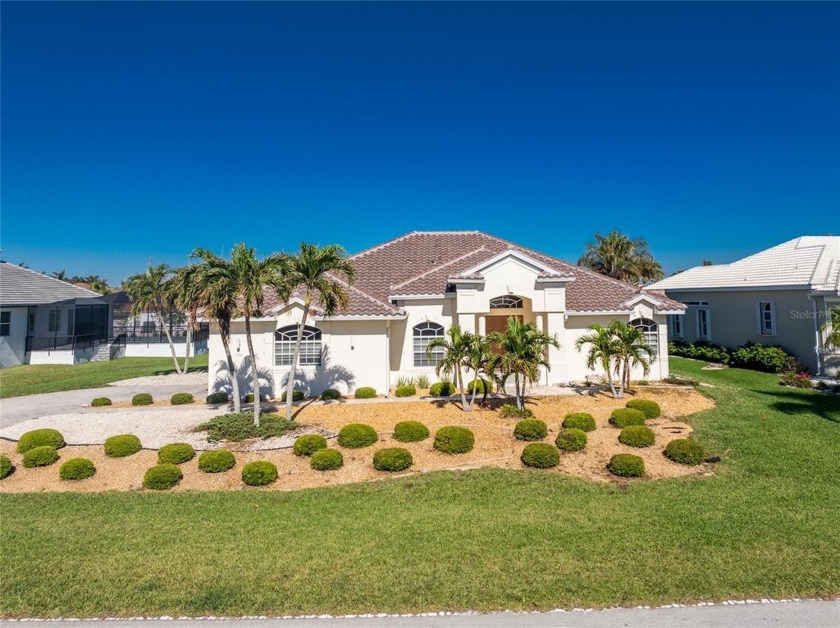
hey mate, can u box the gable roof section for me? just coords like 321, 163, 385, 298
0, 262, 101, 306
649, 236, 840, 292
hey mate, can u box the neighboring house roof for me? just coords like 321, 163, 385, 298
0, 262, 102, 307
649, 236, 840, 293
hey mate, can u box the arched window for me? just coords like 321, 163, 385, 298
630, 318, 658, 356
413, 321, 445, 367
275, 325, 322, 366
490, 295, 524, 309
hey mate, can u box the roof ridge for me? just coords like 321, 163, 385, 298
389, 246, 489, 291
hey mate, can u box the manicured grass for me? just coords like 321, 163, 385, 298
1, 357, 838, 617
0, 354, 208, 399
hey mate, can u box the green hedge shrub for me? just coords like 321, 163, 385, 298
242, 461, 278, 486
373, 447, 413, 472
16, 428, 65, 453
91, 397, 112, 407
521, 443, 560, 468
311, 448, 344, 471
731, 343, 799, 373
609, 408, 646, 428
131, 393, 153, 406
321, 388, 342, 400
59, 458, 96, 480
619, 425, 655, 448
393, 421, 429, 443
170, 392, 194, 405
562, 412, 596, 432
354, 387, 377, 399
467, 379, 493, 394
555, 428, 587, 452
337, 423, 378, 448
663, 438, 705, 465
433, 426, 475, 454
607, 454, 645, 477
206, 392, 229, 404
513, 419, 548, 441
499, 404, 534, 419
293, 434, 328, 457
281, 389, 305, 402
668, 341, 731, 364
429, 381, 456, 396
197, 449, 236, 473
158, 443, 196, 465
626, 399, 661, 419
0, 455, 14, 479
143, 464, 183, 490
395, 385, 417, 397
104, 434, 142, 458
22, 446, 59, 468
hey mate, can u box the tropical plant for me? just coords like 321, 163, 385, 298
462, 333, 494, 410
274, 243, 356, 421
609, 320, 655, 397
822, 307, 840, 349
575, 323, 619, 397
487, 317, 560, 411
426, 324, 471, 411
578, 229, 664, 284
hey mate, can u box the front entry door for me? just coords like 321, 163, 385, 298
486, 315, 522, 353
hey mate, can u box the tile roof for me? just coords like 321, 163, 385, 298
0, 262, 101, 306
649, 236, 840, 292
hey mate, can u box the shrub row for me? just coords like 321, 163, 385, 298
669, 341, 801, 374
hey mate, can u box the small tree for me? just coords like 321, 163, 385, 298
824, 307, 840, 350
609, 320, 654, 398
427, 324, 471, 411
462, 333, 493, 411
575, 323, 619, 398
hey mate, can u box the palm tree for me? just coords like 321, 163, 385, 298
275, 243, 356, 421
578, 229, 664, 284
487, 317, 560, 411
609, 320, 654, 398
427, 324, 471, 411
166, 265, 204, 377
823, 307, 840, 349
123, 263, 182, 374
462, 333, 493, 411
575, 323, 619, 398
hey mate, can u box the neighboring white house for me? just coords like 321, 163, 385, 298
649, 236, 840, 377
207, 231, 685, 397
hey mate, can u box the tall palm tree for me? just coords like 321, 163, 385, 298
427, 324, 471, 411
823, 307, 840, 349
123, 263, 182, 374
166, 265, 205, 377
575, 323, 619, 398
609, 320, 654, 398
578, 229, 664, 284
275, 243, 355, 421
487, 317, 560, 410
462, 333, 493, 411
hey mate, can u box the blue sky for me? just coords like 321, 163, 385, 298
2, 2, 838, 283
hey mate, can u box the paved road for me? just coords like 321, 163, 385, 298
6, 601, 839, 627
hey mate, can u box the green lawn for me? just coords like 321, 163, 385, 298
0, 354, 208, 398
1, 358, 838, 617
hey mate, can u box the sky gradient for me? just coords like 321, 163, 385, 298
2, 1, 839, 283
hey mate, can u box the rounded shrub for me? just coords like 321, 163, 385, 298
197, 449, 236, 473
373, 447, 413, 472
206, 392, 229, 405
467, 378, 493, 394
311, 448, 344, 471
619, 425, 655, 448
521, 443, 560, 468
429, 381, 456, 396
143, 463, 183, 490
158, 442, 196, 465
393, 421, 429, 443
131, 393, 153, 406
337, 423, 378, 448
281, 389, 305, 402
607, 454, 645, 478
16, 428, 65, 453
555, 428, 587, 452
104, 434, 142, 458
354, 387, 377, 399
59, 458, 96, 480
395, 385, 417, 398
170, 392, 194, 405
0, 455, 14, 479
22, 446, 59, 468
242, 460, 278, 486
91, 397, 112, 407
433, 426, 475, 454
562, 412, 596, 432
626, 399, 661, 419
663, 438, 705, 465
321, 388, 342, 401
293, 434, 328, 457
609, 408, 646, 428
499, 404, 534, 419
513, 419, 548, 441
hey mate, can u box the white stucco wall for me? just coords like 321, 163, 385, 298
123, 341, 207, 358
0, 307, 28, 368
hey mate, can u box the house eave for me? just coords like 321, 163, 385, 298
660, 285, 811, 293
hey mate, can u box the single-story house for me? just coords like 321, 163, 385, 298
207, 231, 685, 397
648, 236, 840, 377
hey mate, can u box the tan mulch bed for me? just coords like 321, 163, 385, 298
0, 388, 714, 493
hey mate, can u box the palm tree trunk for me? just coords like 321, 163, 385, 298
604, 358, 617, 399
467, 375, 477, 412
183, 326, 192, 374
285, 301, 311, 421
616, 358, 626, 399
221, 331, 241, 413
158, 308, 182, 375
456, 367, 468, 411
515, 373, 522, 410
244, 315, 261, 426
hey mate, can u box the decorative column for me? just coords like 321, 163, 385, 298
478, 315, 486, 336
